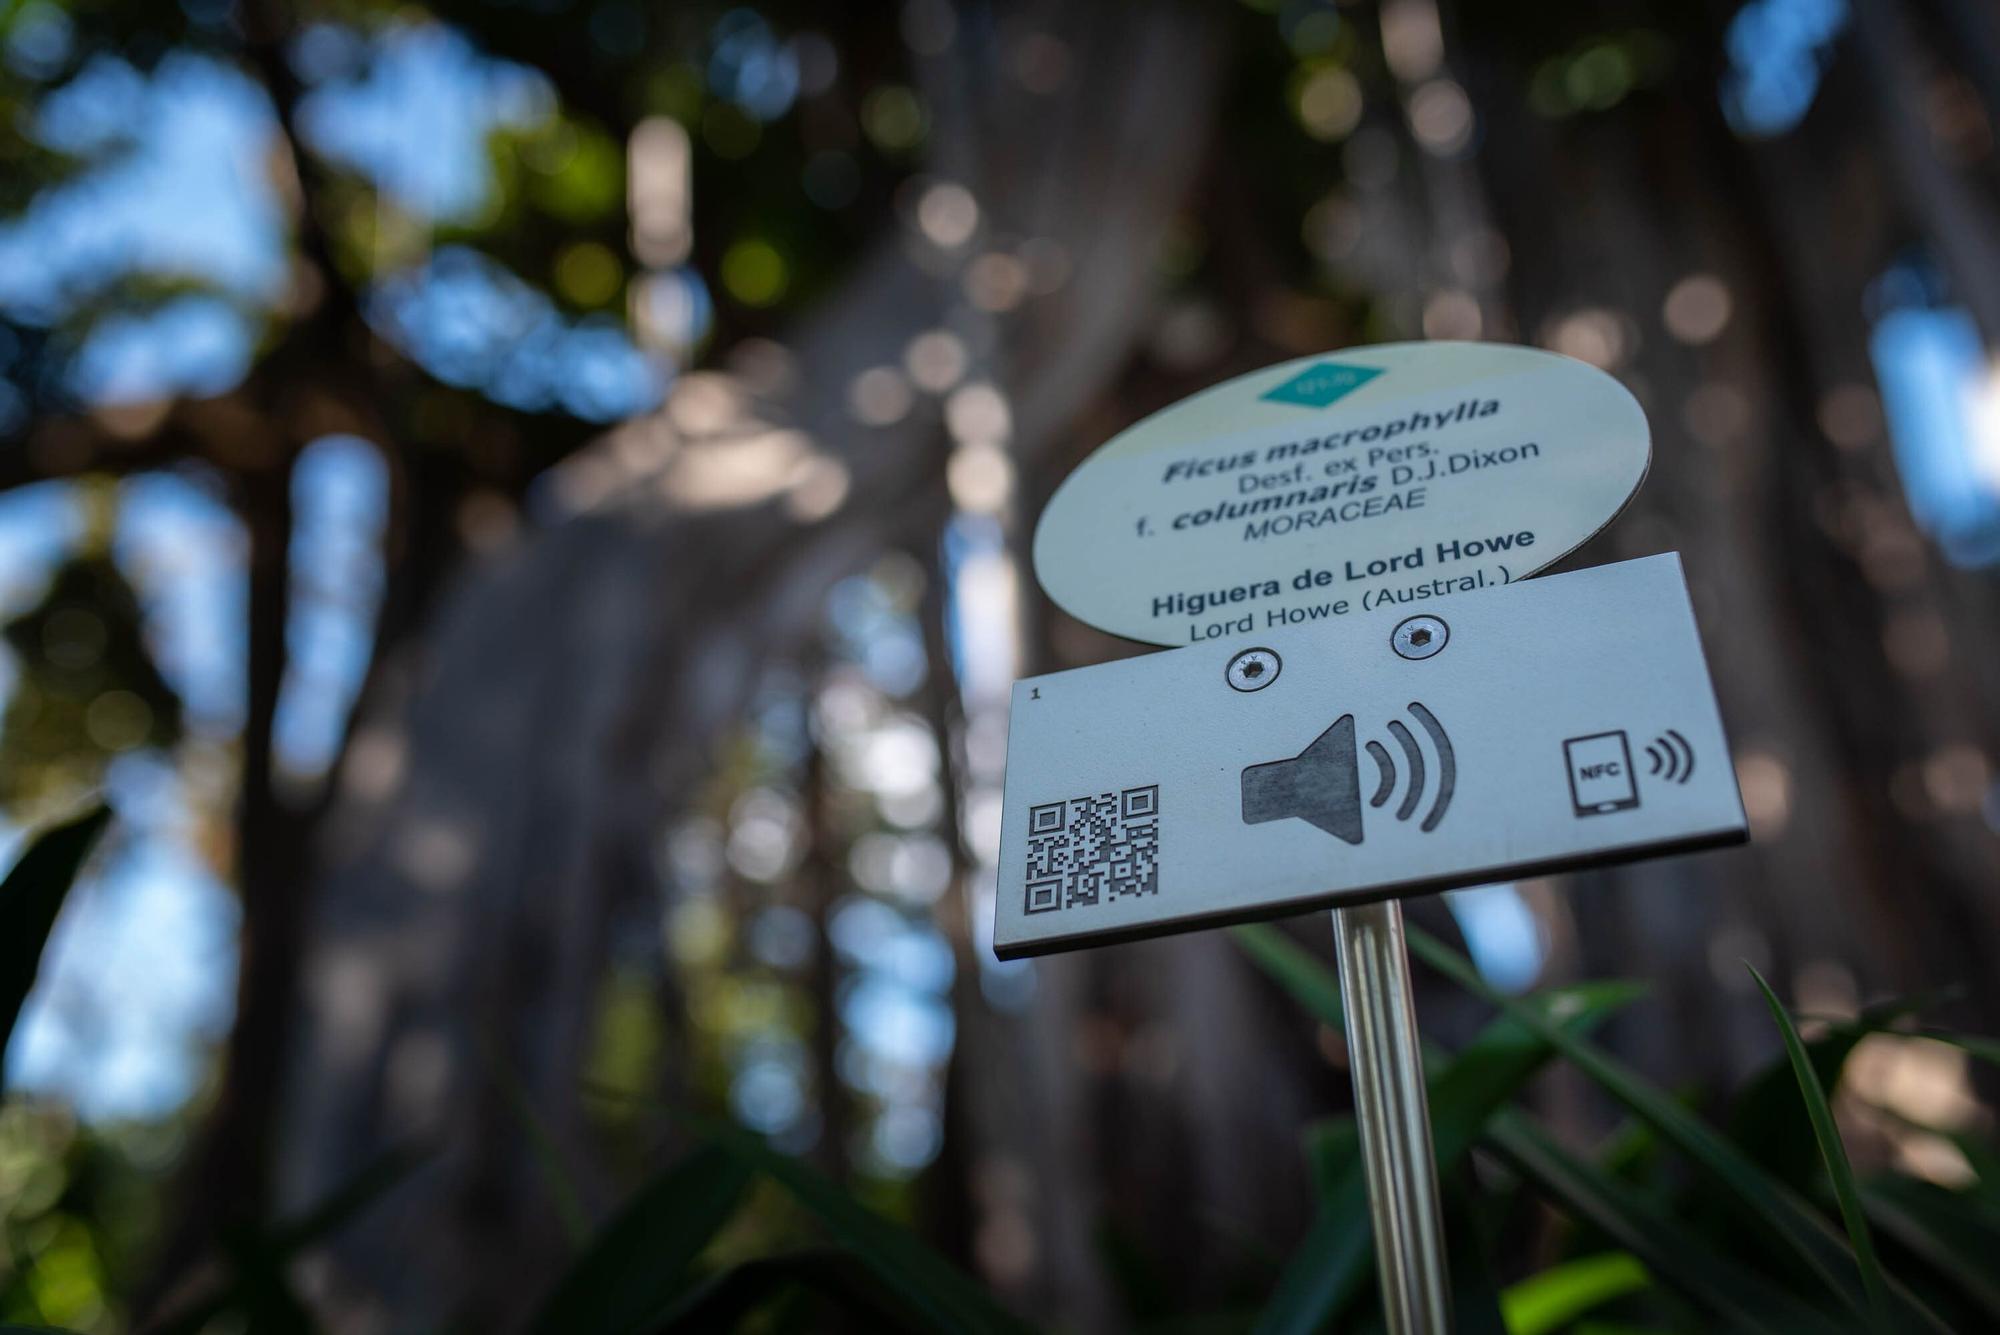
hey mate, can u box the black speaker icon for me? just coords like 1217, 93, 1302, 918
1241, 702, 1456, 846
1645, 729, 1696, 784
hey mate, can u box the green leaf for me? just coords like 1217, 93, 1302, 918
1427, 982, 1648, 1169
1861, 1177, 2000, 1325
681, 1113, 1031, 1335
1252, 1173, 1372, 1335
528, 1145, 754, 1335
0, 804, 111, 1064
151, 1144, 428, 1335
1443, 1181, 1510, 1335
1500, 1253, 1651, 1335
1231, 923, 1345, 1027
1725, 994, 1927, 1195
1405, 926, 1922, 1326
1747, 964, 1891, 1327
477, 1033, 591, 1248
1303, 1115, 1358, 1199
1485, 1111, 1841, 1333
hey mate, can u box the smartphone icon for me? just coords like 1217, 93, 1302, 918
1564, 731, 1639, 816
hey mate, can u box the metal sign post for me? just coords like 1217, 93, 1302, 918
1007, 346, 1743, 1331
1333, 900, 1450, 1333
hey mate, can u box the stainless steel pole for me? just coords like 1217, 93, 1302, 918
1332, 900, 1452, 1332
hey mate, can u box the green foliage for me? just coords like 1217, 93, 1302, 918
1, 1106, 176, 1335
1241, 927, 1646, 1335
1746, 964, 1889, 1326
1402, 926, 1946, 1330
487, 926, 1994, 1334
7, 784, 1997, 1333
527, 1145, 752, 1334
148, 1145, 428, 1335
0, 552, 180, 819
674, 1112, 1032, 1335
1499, 1252, 1650, 1335
9, 888, 2000, 1331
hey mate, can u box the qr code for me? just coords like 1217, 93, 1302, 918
1024, 785, 1160, 914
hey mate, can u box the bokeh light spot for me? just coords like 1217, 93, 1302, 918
721, 237, 788, 307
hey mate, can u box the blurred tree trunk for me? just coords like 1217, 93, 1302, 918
270, 4, 1233, 1328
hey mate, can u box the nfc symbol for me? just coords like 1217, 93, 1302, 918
1241, 702, 1456, 846
1645, 729, 1696, 784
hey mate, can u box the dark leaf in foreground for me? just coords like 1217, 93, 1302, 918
529, 1144, 755, 1335
0, 803, 111, 1066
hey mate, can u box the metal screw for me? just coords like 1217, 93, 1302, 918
1392, 615, 1449, 661
1226, 647, 1282, 692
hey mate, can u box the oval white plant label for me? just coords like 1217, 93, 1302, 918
1032, 341, 1650, 646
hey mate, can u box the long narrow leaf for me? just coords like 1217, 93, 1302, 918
151, 1144, 429, 1335
1747, 964, 1890, 1326
1726, 995, 1927, 1196
268, 1143, 430, 1255
1498, 1252, 1650, 1335
681, 1113, 1031, 1335
1405, 925, 1905, 1323
1231, 923, 1345, 1026
1862, 1178, 2000, 1326
1486, 1110, 1842, 1333
0, 805, 111, 1061
529, 1145, 755, 1335
477, 1035, 591, 1248
1442, 1181, 1509, 1335
650, 1247, 940, 1333
1251, 1190, 1372, 1335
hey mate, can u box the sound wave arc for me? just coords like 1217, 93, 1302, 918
1408, 701, 1455, 831
1385, 720, 1424, 822
1366, 740, 1395, 808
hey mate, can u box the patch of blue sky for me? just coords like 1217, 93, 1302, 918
1870, 304, 2000, 568
296, 22, 553, 223
0, 473, 247, 1122
5, 755, 239, 1119
0, 480, 83, 618
67, 296, 256, 405
3, 22, 660, 421
277, 435, 386, 775
838, 974, 956, 1068
0, 52, 287, 323
1445, 883, 1548, 994
114, 469, 247, 732
1721, 0, 1849, 137
373, 247, 665, 420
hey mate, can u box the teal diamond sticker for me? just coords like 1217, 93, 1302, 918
1260, 361, 1383, 408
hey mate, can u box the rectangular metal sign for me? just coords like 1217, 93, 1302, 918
994, 554, 1746, 959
